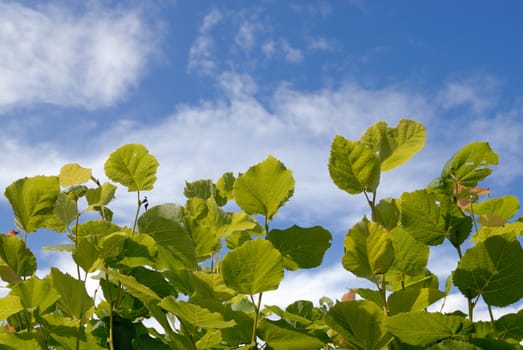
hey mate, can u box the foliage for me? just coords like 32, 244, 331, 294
0, 120, 521, 349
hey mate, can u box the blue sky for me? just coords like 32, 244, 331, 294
1, 0, 523, 318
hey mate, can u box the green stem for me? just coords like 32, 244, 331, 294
363, 190, 377, 221
487, 302, 498, 339
380, 274, 389, 315
131, 190, 142, 236
104, 272, 115, 350
250, 293, 263, 349
74, 199, 82, 280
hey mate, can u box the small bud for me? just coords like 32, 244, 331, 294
7, 229, 18, 237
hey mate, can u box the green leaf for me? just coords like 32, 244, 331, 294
138, 204, 197, 269
441, 142, 499, 188
104, 144, 159, 192
190, 271, 236, 301
267, 225, 332, 270
53, 192, 77, 228
4, 175, 60, 233
388, 287, 445, 315
185, 198, 224, 260
474, 195, 519, 220
216, 172, 235, 201
10, 276, 60, 315
50, 268, 93, 321
374, 198, 400, 230
86, 182, 117, 209
0, 235, 36, 282
75, 219, 121, 239
59, 163, 92, 187
342, 219, 394, 280
0, 295, 24, 319
158, 297, 236, 329
360, 119, 426, 172
233, 155, 294, 220
221, 239, 284, 294
471, 221, 523, 243
104, 268, 161, 303
427, 339, 481, 350
384, 311, 470, 346
495, 309, 523, 341
401, 190, 472, 246
328, 135, 381, 194
73, 237, 102, 273
390, 227, 429, 277
325, 300, 392, 350
453, 236, 523, 306
258, 318, 325, 350
184, 179, 227, 206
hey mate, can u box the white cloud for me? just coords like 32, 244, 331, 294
0, 2, 157, 111
188, 8, 223, 75
437, 75, 499, 113
307, 36, 336, 51
235, 22, 260, 53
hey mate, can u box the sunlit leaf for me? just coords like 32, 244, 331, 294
216, 172, 235, 201
86, 182, 117, 209
360, 119, 426, 171
59, 163, 92, 187
495, 309, 523, 341
471, 221, 523, 243
267, 225, 332, 270
374, 198, 400, 230
325, 300, 392, 350
53, 192, 77, 228
342, 219, 394, 280
233, 155, 294, 220
453, 236, 523, 306
221, 239, 284, 294
329, 135, 380, 194
104, 268, 161, 303
5, 175, 60, 233
73, 237, 102, 273
190, 271, 236, 302
104, 144, 159, 192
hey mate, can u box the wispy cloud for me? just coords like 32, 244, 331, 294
0, 2, 158, 111
437, 75, 499, 114
188, 8, 223, 75
262, 38, 304, 63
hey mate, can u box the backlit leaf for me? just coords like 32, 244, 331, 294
329, 135, 380, 194
59, 163, 92, 187
0, 295, 23, 319
53, 192, 77, 228
441, 142, 498, 188
221, 239, 283, 294
385, 311, 470, 346
5, 175, 60, 233
233, 155, 294, 220
453, 236, 523, 306
86, 182, 117, 209
360, 119, 426, 172
50, 268, 93, 321
342, 219, 394, 280
325, 300, 392, 350
158, 297, 235, 329
138, 204, 197, 269
0, 235, 36, 281
258, 318, 324, 350
10, 276, 60, 315
388, 287, 445, 315
474, 195, 519, 220
390, 227, 429, 277
267, 225, 332, 270
104, 144, 159, 192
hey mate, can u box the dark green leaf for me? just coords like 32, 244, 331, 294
453, 236, 523, 306
0, 235, 36, 282
267, 225, 332, 270
258, 318, 324, 350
